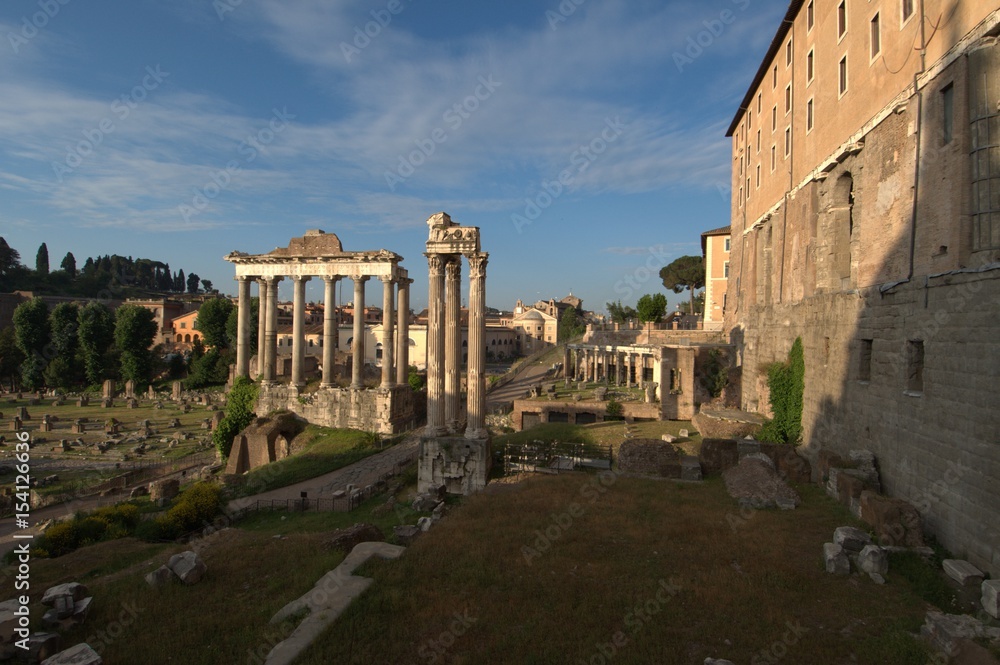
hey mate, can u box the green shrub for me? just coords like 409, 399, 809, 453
213, 376, 259, 458
758, 337, 804, 444
701, 348, 729, 398
142, 482, 225, 542
38, 521, 78, 557
605, 398, 623, 419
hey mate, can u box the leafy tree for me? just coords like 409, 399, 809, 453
195, 298, 235, 349
35, 243, 50, 277
558, 306, 585, 342
408, 366, 425, 392
201, 279, 214, 293
678, 292, 706, 315
13, 298, 50, 389
77, 302, 116, 385
60, 252, 77, 279
0, 326, 25, 390
46, 303, 80, 389
0, 238, 21, 278
184, 348, 230, 389
636, 293, 667, 323
225, 297, 259, 353
114, 304, 158, 384
186, 272, 201, 294
212, 376, 259, 458
175, 269, 185, 292
606, 300, 637, 324
659, 255, 705, 314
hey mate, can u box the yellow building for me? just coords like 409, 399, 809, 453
725, 1, 1000, 575
700, 226, 730, 330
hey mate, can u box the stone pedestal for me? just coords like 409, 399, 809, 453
418, 436, 491, 496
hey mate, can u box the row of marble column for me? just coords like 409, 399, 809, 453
234, 274, 412, 390
565, 347, 650, 387
425, 253, 488, 440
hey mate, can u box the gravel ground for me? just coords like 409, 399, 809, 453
722, 456, 800, 509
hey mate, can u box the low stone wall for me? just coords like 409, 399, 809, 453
256, 384, 424, 435
511, 399, 661, 431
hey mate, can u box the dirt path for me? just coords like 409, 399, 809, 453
486, 360, 554, 409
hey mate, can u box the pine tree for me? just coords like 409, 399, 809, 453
35, 243, 49, 276
60, 252, 77, 278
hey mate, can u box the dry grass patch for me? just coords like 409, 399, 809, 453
297, 475, 931, 665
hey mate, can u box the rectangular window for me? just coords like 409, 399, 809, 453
807, 98, 814, 132
871, 13, 881, 59
757, 129, 761, 153
724, 261, 730, 278
902, 0, 914, 24
756, 164, 760, 189
858, 339, 872, 382
772, 105, 777, 132
772, 65, 778, 89
771, 144, 776, 172
942, 83, 954, 144
807, 49, 814, 83
785, 127, 791, 155
757, 92, 762, 114
746, 177, 751, 200
724, 237, 731, 252
906, 340, 924, 393
785, 84, 792, 114
807, 0, 814, 30
823, 337, 830, 365
839, 55, 848, 96
748, 109, 752, 129
838, 1, 847, 39
786, 39, 793, 66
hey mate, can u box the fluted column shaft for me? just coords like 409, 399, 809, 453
425, 255, 447, 436
396, 279, 410, 386
291, 276, 309, 387
380, 276, 395, 388
321, 277, 340, 387
263, 277, 281, 383
235, 276, 251, 378
351, 276, 368, 389
445, 259, 461, 431
256, 278, 268, 379
465, 253, 488, 440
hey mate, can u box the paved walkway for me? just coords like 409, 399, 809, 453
486, 360, 554, 410
226, 435, 420, 512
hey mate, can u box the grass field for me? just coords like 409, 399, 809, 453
0, 467, 941, 664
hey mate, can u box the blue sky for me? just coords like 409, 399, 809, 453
0, 0, 785, 312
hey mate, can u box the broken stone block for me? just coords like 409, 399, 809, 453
824, 542, 851, 575
40, 609, 62, 631
72, 597, 93, 623
393, 524, 421, 545
417, 516, 433, 532
859, 490, 924, 547
942, 559, 984, 587
167, 551, 207, 585
323, 523, 384, 552
680, 456, 703, 481
52, 595, 74, 620
40, 642, 103, 665
982, 580, 1000, 620
833, 526, 872, 554
411, 495, 440, 512
661, 433, 677, 443
858, 544, 888, 577
42, 583, 88, 606
921, 611, 1000, 657
144, 565, 173, 588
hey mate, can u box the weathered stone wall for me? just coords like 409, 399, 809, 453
511, 400, 661, 431
728, 52, 1000, 575
256, 385, 423, 435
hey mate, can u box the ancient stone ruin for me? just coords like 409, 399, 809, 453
417, 213, 490, 495
225, 229, 417, 434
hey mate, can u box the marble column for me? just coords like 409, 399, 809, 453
263, 277, 281, 383
627, 352, 634, 388
321, 276, 340, 388
465, 253, 488, 439
445, 259, 461, 432
425, 255, 447, 436
291, 275, 310, 388
380, 275, 395, 388
562, 346, 571, 379
396, 278, 410, 386
256, 277, 268, 379
351, 275, 369, 389
235, 275, 251, 378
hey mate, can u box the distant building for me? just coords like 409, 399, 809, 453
701, 226, 731, 331
511, 303, 558, 352
170, 310, 202, 346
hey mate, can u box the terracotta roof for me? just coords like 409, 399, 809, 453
701, 226, 731, 237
